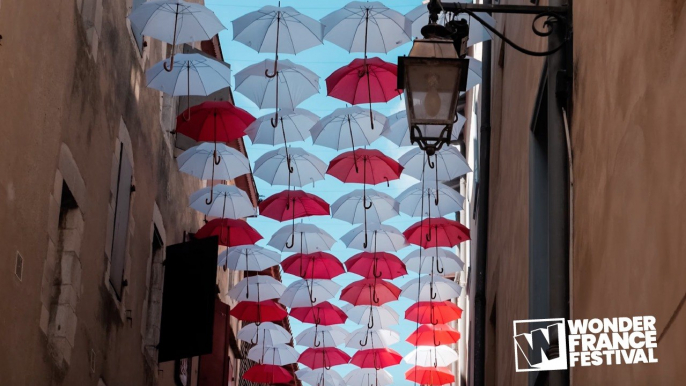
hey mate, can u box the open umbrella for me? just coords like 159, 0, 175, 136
407, 324, 461, 346
399, 146, 471, 185
260, 190, 330, 244
310, 106, 386, 151
297, 368, 345, 386
403, 346, 458, 367
177, 142, 251, 187
268, 223, 336, 253
400, 275, 463, 302
229, 300, 287, 324
330, 189, 399, 226
383, 110, 466, 147
404, 217, 470, 249
341, 279, 400, 306
280, 279, 340, 308
345, 251, 407, 280
175, 101, 254, 145
345, 304, 399, 329
248, 343, 299, 365
128, 0, 225, 71
296, 325, 348, 348
350, 348, 403, 369
344, 368, 394, 386
396, 182, 466, 218
405, 366, 455, 386
341, 223, 408, 252
290, 301, 348, 326
246, 108, 318, 145
405, 301, 463, 325
238, 322, 292, 346
281, 252, 345, 279
403, 248, 464, 275
227, 275, 286, 302
189, 184, 255, 218
244, 364, 293, 384
346, 328, 400, 349
195, 218, 262, 248
299, 347, 351, 370
254, 147, 327, 188
219, 245, 280, 272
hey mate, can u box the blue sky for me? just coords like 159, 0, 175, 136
208, 1, 449, 384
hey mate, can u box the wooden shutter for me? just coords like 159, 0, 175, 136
110, 145, 132, 298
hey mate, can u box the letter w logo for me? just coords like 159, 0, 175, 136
513, 318, 568, 372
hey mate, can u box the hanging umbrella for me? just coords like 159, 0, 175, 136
299, 347, 351, 369
330, 189, 399, 225
248, 343, 299, 365
345, 305, 399, 329
254, 147, 327, 188
281, 252, 346, 279
344, 368, 394, 386
297, 368, 346, 386
340, 279, 400, 306
383, 110, 466, 147
311, 106, 386, 151
227, 275, 286, 302
246, 108, 318, 145
195, 218, 262, 247
404, 217, 470, 249
290, 301, 348, 326
407, 324, 461, 346
396, 182, 465, 218
244, 364, 294, 384
403, 248, 464, 275
405, 301, 463, 325
229, 300, 287, 324
280, 279, 341, 308
399, 146, 471, 183
189, 184, 256, 218
403, 346, 458, 367
259, 190, 330, 221
128, 0, 226, 71
405, 366, 455, 386
146, 54, 232, 119
345, 328, 400, 349
406, 2, 494, 46
296, 325, 348, 348
400, 275, 463, 302
341, 223, 408, 252
175, 101, 254, 144
238, 322, 292, 346
345, 252, 406, 280
268, 223, 336, 253
177, 143, 251, 192
219, 245, 280, 271
350, 348, 403, 369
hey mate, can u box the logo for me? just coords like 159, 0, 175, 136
513, 318, 568, 372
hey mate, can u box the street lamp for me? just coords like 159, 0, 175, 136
397, 2, 469, 156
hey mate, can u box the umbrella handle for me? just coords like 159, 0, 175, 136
285, 152, 294, 173
367, 312, 374, 329
435, 253, 444, 274
426, 220, 433, 242
314, 336, 321, 347
384, 177, 390, 188
265, 12, 280, 79
364, 199, 373, 210
427, 153, 436, 169
270, 110, 279, 128
205, 184, 215, 205
430, 283, 437, 300
286, 229, 295, 249
359, 332, 369, 347
363, 232, 368, 249
430, 303, 440, 325
372, 287, 380, 304
433, 331, 441, 346
163, 4, 180, 72
213, 149, 221, 166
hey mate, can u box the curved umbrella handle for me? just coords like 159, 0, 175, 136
163, 4, 180, 72
435, 252, 444, 274
285, 226, 295, 249
364, 197, 373, 210
359, 332, 370, 347
372, 287, 380, 304
213, 147, 222, 166
430, 282, 438, 300
314, 336, 321, 347
427, 153, 436, 169
286, 152, 294, 173
205, 184, 215, 205
270, 110, 279, 128
433, 331, 441, 346
363, 232, 368, 249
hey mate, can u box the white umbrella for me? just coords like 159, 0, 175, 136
341, 223, 407, 252
383, 110, 466, 147
268, 223, 336, 253
246, 109, 318, 145
403, 345, 459, 367
405, 3, 495, 46
248, 343, 299, 365
280, 279, 340, 308
218, 245, 281, 271
237, 322, 292, 345
399, 146, 472, 182
344, 368, 393, 386
310, 106, 386, 150
297, 368, 346, 386
403, 248, 464, 275
400, 275, 463, 302
254, 147, 327, 188
331, 189, 399, 225
345, 328, 399, 349
321, 2, 411, 55
344, 304, 400, 329
227, 274, 286, 302
128, 0, 225, 70
296, 325, 348, 348
177, 142, 251, 181
189, 184, 255, 219
396, 182, 465, 218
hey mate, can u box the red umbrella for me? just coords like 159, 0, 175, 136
340, 279, 400, 306
281, 252, 345, 279
176, 101, 255, 143
327, 149, 403, 184
350, 348, 402, 369
290, 301, 347, 325
299, 347, 351, 370
326, 57, 401, 105
229, 300, 287, 323
259, 190, 330, 221
405, 301, 463, 325
195, 218, 263, 247
403, 217, 470, 249
405, 366, 455, 386
345, 252, 407, 280
407, 324, 461, 346
243, 364, 293, 384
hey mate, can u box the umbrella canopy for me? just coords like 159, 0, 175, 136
246, 108, 318, 145
297, 368, 345, 386
399, 146, 471, 182
299, 347, 351, 369
227, 275, 286, 302
341, 223, 408, 252
406, 3, 495, 46
244, 364, 294, 384
195, 218, 262, 247
268, 223, 336, 253
311, 106, 386, 150
405, 366, 455, 386
396, 182, 466, 218
290, 301, 348, 326
219, 245, 280, 271
175, 101, 254, 143
259, 190, 330, 221
248, 343, 299, 365
327, 57, 401, 105
404, 217, 470, 249
281, 252, 346, 279
235, 59, 320, 110
254, 147, 327, 188
177, 142, 251, 180
189, 184, 256, 219
345, 305, 400, 329
405, 301, 463, 325
146, 54, 232, 96
407, 324, 461, 346
345, 252, 407, 280
345, 328, 400, 349
403, 248, 464, 275
350, 348, 403, 369
280, 279, 341, 308
229, 300, 287, 323
403, 346, 459, 367
321, 2, 411, 54
400, 275, 463, 302
383, 110, 466, 147
237, 322, 292, 345
327, 149, 403, 185
344, 368, 394, 386
296, 325, 348, 348
330, 189, 399, 225
340, 279, 401, 306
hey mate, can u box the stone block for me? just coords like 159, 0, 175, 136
47, 197, 60, 243
39, 305, 49, 335
53, 305, 78, 346
57, 284, 79, 309
60, 252, 82, 289
61, 229, 83, 256
50, 336, 72, 366
41, 240, 58, 305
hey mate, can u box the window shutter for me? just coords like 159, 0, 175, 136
110, 145, 133, 298
131, 0, 146, 53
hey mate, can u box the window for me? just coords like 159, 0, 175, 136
110, 143, 133, 298
143, 225, 165, 366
